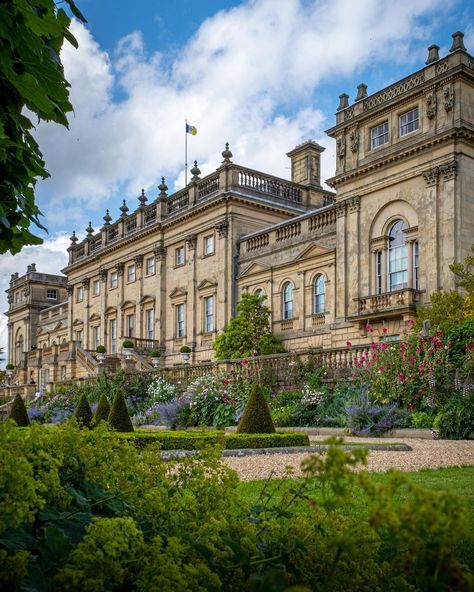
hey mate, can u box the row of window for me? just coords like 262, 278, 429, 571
75, 236, 216, 302
370, 107, 419, 150
279, 273, 326, 321
14, 287, 58, 304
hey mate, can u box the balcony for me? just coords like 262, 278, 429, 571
352, 288, 420, 320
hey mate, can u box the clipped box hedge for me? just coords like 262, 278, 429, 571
118, 430, 309, 450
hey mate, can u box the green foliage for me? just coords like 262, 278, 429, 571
73, 393, 93, 428
122, 340, 134, 349
450, 244, 474, 303
0, 0, 85, 254
6, 363, 15, 370
0, 423, 472, 591
119, 430, 225, 450
409, 411, 434, 429
179, 345, 191, 353
444, 317, 474, 372
237, 382, 275, 434
416, 290, 469, 331
95, 345, 106, 354
108, 389, 134, 433
150, 350, 161, 357
8, 394, 30, 427
213, 293, 285, 359
225, 432, 309, 449
435, 391, 474, 440
92, 393, 110, 425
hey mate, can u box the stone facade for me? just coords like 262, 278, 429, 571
5, 33, 474, 386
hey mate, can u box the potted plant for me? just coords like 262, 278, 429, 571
122, 339, 134, 360
150, 349, 161, 367
5, 363, 14, 378
96, 345, 106, 363
179, 345, 191, 364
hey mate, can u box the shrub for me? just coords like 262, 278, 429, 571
345, 387, 398, 436
73, 393, 93, 428
120, 430, 225, 450
96, 345, 106, 354
179, 345, 191, 353
237, 383, 275, 434
225, 432, 309, 449
150, 350, 161, 358
435, 391, 474, 440
150, 396, 191, 429
108, 389, 134, 432
146, 377, 177, 406
8, 394, 30, 427
122, 340, 134, 349
186, 373, 227, 426
409, 411, 434, 429
5, 363, 14, 370
93, 393, 111, 425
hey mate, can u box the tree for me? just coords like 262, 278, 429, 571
73, 392, 93, 428
108, 389, 134, 433
93, 393, 111, 425
8, 393, 30, 426
450, 244, 474, 304
237, 383, 275, 434
0, 0, 85, 254
213, 293, 285, 359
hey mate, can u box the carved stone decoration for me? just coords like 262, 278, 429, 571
347, 196, 360, 213
116, 262, 125, 276
349, 128, 359, 153
185, 234, 197, 249
81, 278, 90, 289
336, 136, 346, 161
336, 203, 346, 218
426, 91, 437, 119
439, 159, 457, 181
215, 219, 229, 238
443, 84, 454, 111
153, 241, 167, 261
422, 166, 439, 187
66, 284, 74, 296
7, 293, 13, 304
134, 254, 144, 268
98, 268, 108, 282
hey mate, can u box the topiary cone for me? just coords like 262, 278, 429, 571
93, 393, 111, 425
8, 394, 30, 427
108, 389, 134, 432
74, 393, 93, 428
237, 383, 275, 434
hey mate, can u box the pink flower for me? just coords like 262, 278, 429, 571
370, 342, 378, 350
346, 341, 352, 347
407, 319, 415, 327
371, 353, 378, 361
398, 374, 405, 382
379, 342, 388, 350
242, 359, 249, 366
366, 324, 374, 333
408, 404, 414, 411
379, 366, 385, 373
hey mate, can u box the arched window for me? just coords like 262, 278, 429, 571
388, 220, 408, 291
16, 335, 24, 365
254, 288, 265, 298
313, 274, 325, 314
282, 282, 294, 320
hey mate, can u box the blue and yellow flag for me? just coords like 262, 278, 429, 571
186, 123, 198, 136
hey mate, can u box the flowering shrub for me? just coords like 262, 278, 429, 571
345, 387, 398, 436
350, 324, 453, 411
146, 377, 177, 405
185, 373, 231, 426
301, 385, 325, 407
148, 395, 192, 429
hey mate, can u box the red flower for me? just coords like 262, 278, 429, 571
398, 374, 405, 382
242, 359, 249, 366
408, 404, 414, 411
382, 326, 388, 334
366, 324, 374, 333
346, 341, 352, 347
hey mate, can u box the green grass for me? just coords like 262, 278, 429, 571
236, 466, 474, 568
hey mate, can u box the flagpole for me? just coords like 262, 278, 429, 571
185, 118, 188, 186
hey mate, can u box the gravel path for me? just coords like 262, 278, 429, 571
223, 437, 474, 481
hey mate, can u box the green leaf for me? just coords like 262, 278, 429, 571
10, 73, 55, 114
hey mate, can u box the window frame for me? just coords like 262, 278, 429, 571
399, 107, 419, 137
92, 279, 101, 296
203, 295, 214, 333
126, 313, 135, 338
203, 234, 215, 256
145, 308, 154, 340
175, 246, 185, 267
76, 286, 83, 303
109, 318, 117, 354
313, 274, 326, 315
109, 271, 118, 290
145, 256, 155, 276
176, 303, 185, 338
46, 288, 58, 300
388, 220, 408, 292
370, 121, 389, 149
127, 264, 136, 283
282, 281, 294, 320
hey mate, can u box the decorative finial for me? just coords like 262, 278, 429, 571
426, 44, 440, 64
138, 188, 148, 206
221, 142, 233, 164
69, 230, 78, 244
158, 177, 168, 199
86, 221, 94, 236
190, 160, 201, 181
450, 31, 466, 53
103, 209, 112, 226
120, 199, 129, 217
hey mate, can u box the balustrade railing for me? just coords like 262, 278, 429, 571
276, 221, 301, 242
308, 208, 336, 231
198, 175, 220, 199
167, 191, 189, 214
356, 288, 419, 315
238, 170, 302, 202
245, 233, 270, 252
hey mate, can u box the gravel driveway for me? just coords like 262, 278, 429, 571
223, 437, 474, 481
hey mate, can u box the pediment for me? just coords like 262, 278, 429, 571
105, 306, 117, 315
293, 242, 335, 262
120, 300, 135, 310
72, 318, 84, 327
169, 287, 188, 299
197, 279, 218, 291
140, 294, 155, 305
238, 260, 272, 278
90, 313, 101, 322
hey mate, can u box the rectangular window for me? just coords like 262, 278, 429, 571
204, 296, 214, 333
399, 107, 419, 136
61, 366, 67, 381
127, 264, 136, 282
176, 303, 185, 338
110, 319, 117, 354
413, 240, 419, 290
110, 271, 118, 289
93, 280, 101, 296
146, 257, 155, 275
15, 292, 20, 303
371, 121, 389, 149
175, 246, 185, 266
92, 326, 100, 350
76, 286, 83, 303
75, 330, 83, 344
204, 235, 214, 256
146, 309, 154, 340
47, 289, 58, 299
376, 251, 383, 295
126, 314, 135, 338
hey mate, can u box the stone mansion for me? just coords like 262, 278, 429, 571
5, 32, 474, 385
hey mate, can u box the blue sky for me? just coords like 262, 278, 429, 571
1, 0, 473, 357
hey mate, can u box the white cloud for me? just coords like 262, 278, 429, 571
0, 235, 70, 363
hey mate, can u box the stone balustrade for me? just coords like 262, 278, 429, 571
355, 288, 420, 316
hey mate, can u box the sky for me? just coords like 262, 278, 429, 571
1, 0, 473, 361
